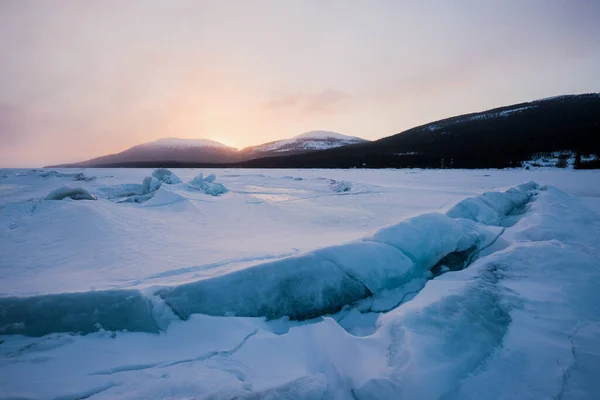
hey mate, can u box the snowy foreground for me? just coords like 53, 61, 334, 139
1, 168, 599, 399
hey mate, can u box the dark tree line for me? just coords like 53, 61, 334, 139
236, 94, 600, 169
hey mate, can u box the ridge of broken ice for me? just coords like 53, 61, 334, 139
0, 183, 538, 336
447, 181, 537, 225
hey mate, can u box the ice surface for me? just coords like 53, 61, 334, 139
44, 186, 97, 200
1, 168, 600, 399
314, 242, 415, 293
0, 290, 159, 336
151, 168, 182, 184
160, 253, 369, 321
203, 173, 216, 183
367, 213, 502, 270
1, 185, 518, 335
4, 168, 598, 298
160, 193, 508, 322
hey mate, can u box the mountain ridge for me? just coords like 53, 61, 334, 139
47, 93, 600, 169
239, 130, 366, 159
52, 131, 365, 167
236, 93, 600, 169
138, 137, 235, 150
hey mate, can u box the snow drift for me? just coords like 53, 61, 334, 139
0, 183, 538, 336
44, 186, 98, 201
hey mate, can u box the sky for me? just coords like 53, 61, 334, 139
1, 1, 599, 167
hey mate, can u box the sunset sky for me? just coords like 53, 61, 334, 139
1, 1, 599, 167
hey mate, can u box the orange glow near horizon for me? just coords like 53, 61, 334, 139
1, 1, 599, 167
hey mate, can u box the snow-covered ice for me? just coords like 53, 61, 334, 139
151, 168, 182, 184
141, 176, 162, 195
188, 173, 228, 196
1, 168, 599, 399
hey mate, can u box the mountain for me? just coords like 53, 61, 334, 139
237, 93, 600, 169
57, 138, 241, 167
50, 94, 599, 169
51, 131, 367, 167
240, 131, 367, 159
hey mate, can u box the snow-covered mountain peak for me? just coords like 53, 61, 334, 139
245, 131, 367, 154
293, 130, 363, 141
139, 138, 234, 150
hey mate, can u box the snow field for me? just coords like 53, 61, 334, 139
1, 168, 599, 399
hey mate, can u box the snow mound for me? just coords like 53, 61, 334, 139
188, 173, 228, 196
151, 168, 181, 184
2, 183, 539, 336
330, 180, 352, 192
44, 186, 97, 201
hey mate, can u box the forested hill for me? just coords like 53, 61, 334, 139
236, 93, 600, 169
